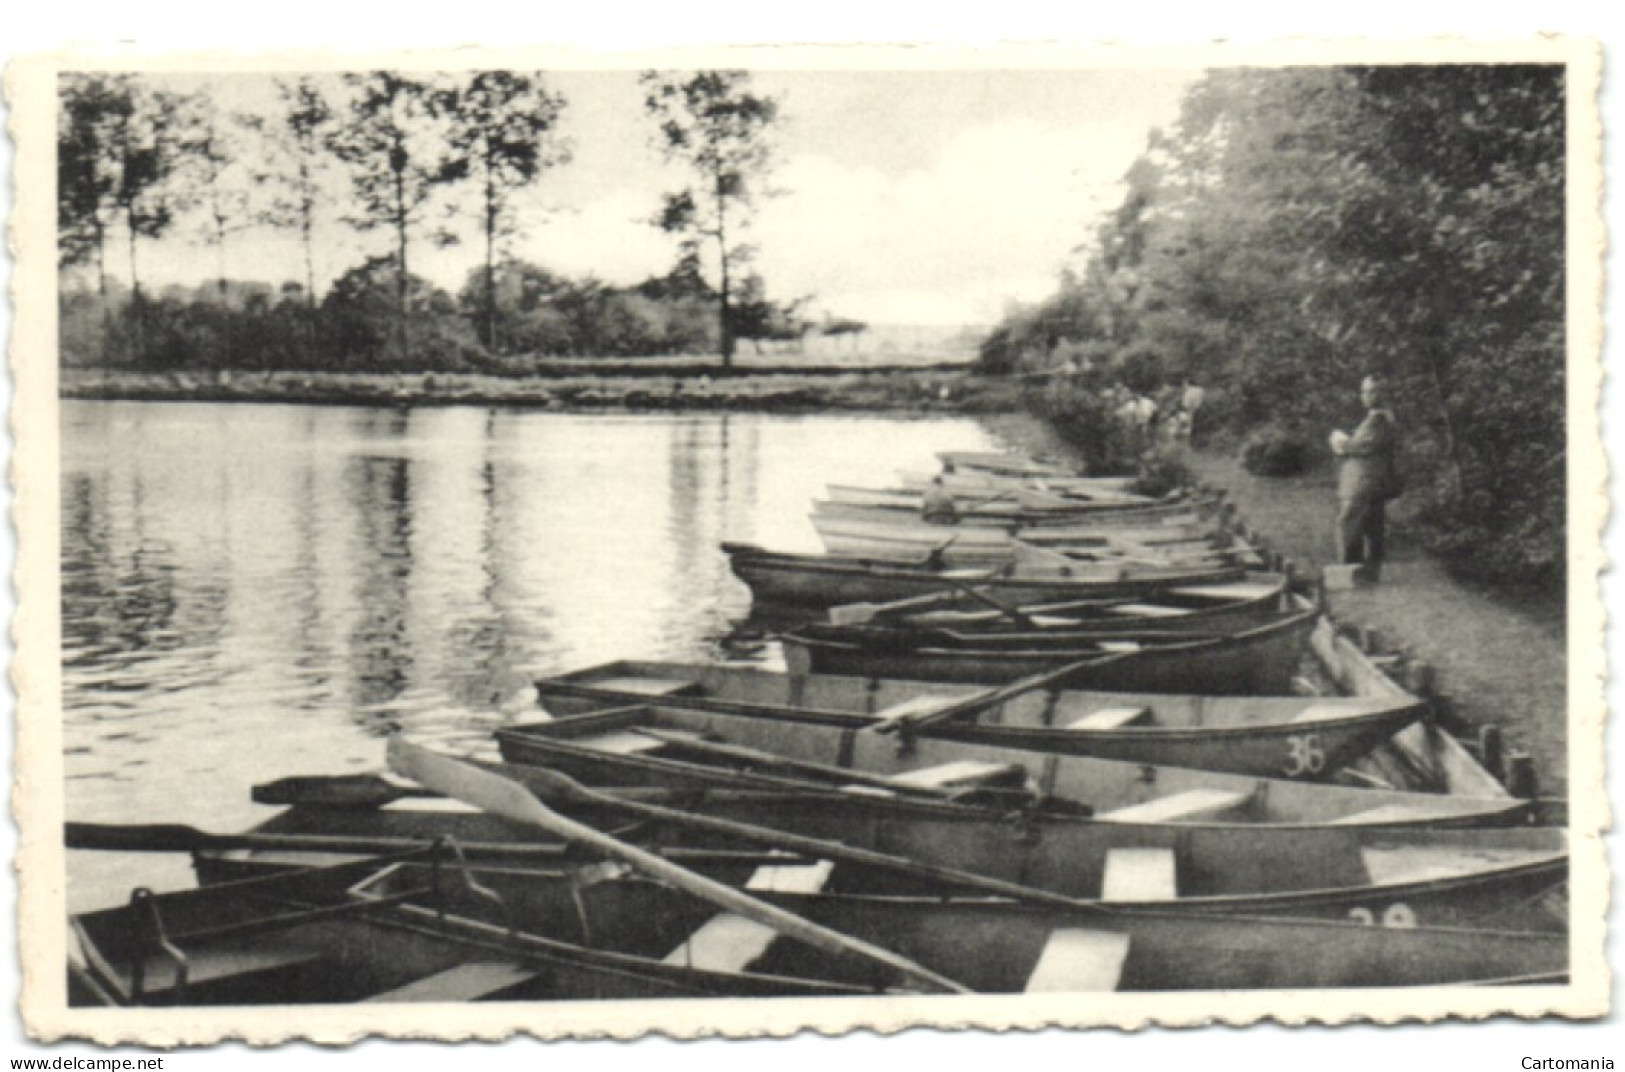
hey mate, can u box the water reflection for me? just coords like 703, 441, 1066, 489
60, 401, 1001, 907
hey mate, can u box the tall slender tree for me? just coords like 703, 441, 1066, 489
641, 70, 779, 368
179, 95, 257, 298
57, 73, 129, 298
246, 77, 336, 347
328, 72, 466, 360
446, 71, 569, 353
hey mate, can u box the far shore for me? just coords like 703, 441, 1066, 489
58, 364, 1032, 414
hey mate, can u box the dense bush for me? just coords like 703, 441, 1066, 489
1239, 425, 1316, 477
979, 65, 1566, 593
1022, 383, 1143, 476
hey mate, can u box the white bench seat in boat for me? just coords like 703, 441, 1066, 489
1101, 847, 1178, 902
1024, 929, 1132, 992
1096, 640, 1143, 653
364, 961, 538, 1003
664, 861, 834, 973
1169, 583, 1280, 601
869, 695, 959, 729
571, 728, 706, 755
887, 760, 1022, 790
589, 676, 700, 697
1097, 789, 1251, 823
1291, 704, 1353, 724
1066, 706, 1151, 731
1327, 803, 1469, 826
1105, 603, 1192, 619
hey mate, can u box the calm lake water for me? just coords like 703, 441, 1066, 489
61, 400, 1004, 908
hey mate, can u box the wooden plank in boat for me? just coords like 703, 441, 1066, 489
1101, 847, 1178, 902
1098, 789, 1251, 823
571, 728, 708, 755
1359, 846, 1535, 885
869, 694, 960, 729
1327, 803, 1468, 825
125, 940, 324, 997
1024, 928, 1132, 992
1066, 706, 1151, 731
1097, 640, 1143, 653
887, 760, 1022, 789
665, 860, 834, 972
1291, 704, 1354, 724
1169, 583, 1279, 601
1105, 603, 1192, 619
364, 961, 538, 1003
589, 676, 701, 698
381, 797, 483, 814
745, 859, 836, 894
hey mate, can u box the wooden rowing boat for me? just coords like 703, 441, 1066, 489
352, 858, 1568, 991
810, 512, 1246, 562
937, 450, 1091, 478
780, 603, 1319, 694
723, 544, 1247, 609
898, 469, 1150, 504
69, 850, 872, 1005
824, 484, 1204, 523
530, 657, 1420, 782
175, 786, 1565, 931
493, 699, 1530, 826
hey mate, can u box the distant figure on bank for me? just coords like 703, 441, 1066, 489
1328, 375, 1401, 582
921, 475, 959, 525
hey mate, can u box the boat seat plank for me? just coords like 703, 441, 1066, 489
1359, 846, 1535, 885
363, 961, 538, 1003
381, 797, 483, 814
1097, 641, 1143, 653
1024, 929, 1132, 992
663, 915, 779, 973
1169, 583, 1278, 601
123, 941, 324, 996
869, 695, 960, 729
744, 859, 836, 894
886, 760, 1024, 789
1291, 705, 1353, 725
1105, 603, 1191, 619
1101, 847, 1178, 902
1066, 707, 1151, 731
1098, 789, 1251, 823
572, 729, 706, 755
1328, 803, 1465, 825
665, 858, 836, 972
588, 677, 702, 698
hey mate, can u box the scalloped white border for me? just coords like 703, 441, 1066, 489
7, 37, 1608, 1044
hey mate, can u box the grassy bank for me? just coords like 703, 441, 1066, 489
983, 414, 1567, 798
60, 366, 1026, 413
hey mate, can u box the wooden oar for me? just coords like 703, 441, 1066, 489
64, 820, 806, 869
929, 573, 1037, 628
866, 649, 1129, 736
392, 740, 1106, 914
387, 738, 971, 995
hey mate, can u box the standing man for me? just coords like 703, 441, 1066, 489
1329, 375, 1401, 582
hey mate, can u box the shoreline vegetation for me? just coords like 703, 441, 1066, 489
58, 364, 1024, 413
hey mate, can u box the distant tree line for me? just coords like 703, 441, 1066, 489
57, 70, 849, 371
982, 66, 1565, 590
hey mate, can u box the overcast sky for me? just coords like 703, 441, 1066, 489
128, 68, 1199, 326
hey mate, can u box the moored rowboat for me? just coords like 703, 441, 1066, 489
176, 786, 1566, 931
532, 657, 1419, 782
723, 544, 1247, 609
353, 858, 1569, 991
780, 603, 1320, 694
494, 699, 1530, 826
